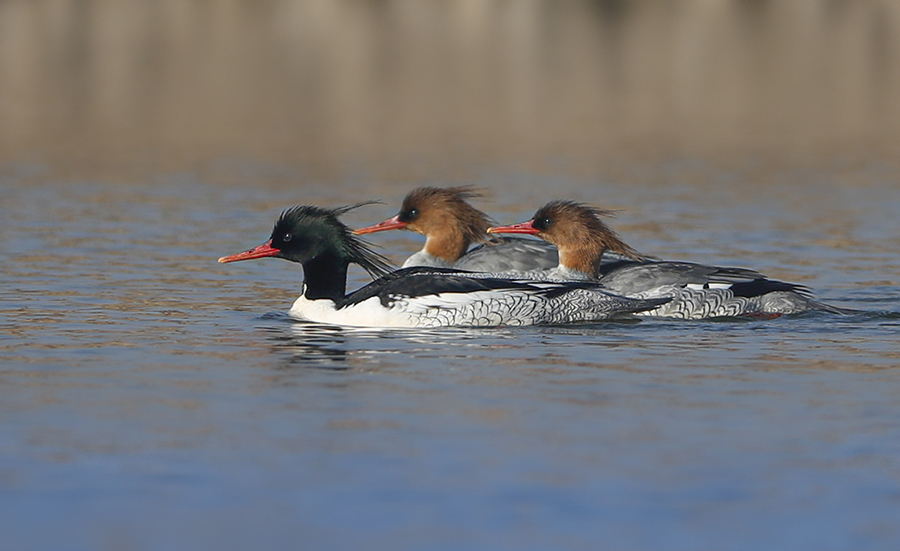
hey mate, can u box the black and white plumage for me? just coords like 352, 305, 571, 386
218, 204, 669, 328
353, 186, 561, 273
594, 260, 839, 318
488, 200, 851, 319
290, 266, 668, 328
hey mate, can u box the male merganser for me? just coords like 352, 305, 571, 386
352, 186, 559, 272
218, 204, 668, 328
488, 200, 848, 318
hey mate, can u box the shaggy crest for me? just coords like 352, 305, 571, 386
531, 200, 645, 271
275, 203, 394, 278
400, 186, 494, 246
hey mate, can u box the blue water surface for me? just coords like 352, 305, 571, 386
1, 167, 899, 551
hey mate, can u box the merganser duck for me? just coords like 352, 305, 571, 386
488, 200, 848, 319
218, 204, 668, 328
352, 186, 559, 272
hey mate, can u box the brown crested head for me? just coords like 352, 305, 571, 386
396, 186, 493, 255
528, 200, 644, 274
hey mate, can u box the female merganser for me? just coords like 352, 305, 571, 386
218, 204, 668, 328
352, 186, 559, 272
488, 200, 848, 319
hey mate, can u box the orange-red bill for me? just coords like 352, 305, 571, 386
218, 240, 280, 263
352, 215, 408, 235
487, 220, 539, 235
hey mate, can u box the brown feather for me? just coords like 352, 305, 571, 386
399, 186, 494, 263
530, 200, 645, 275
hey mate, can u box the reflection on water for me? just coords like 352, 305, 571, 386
272, 320, 523, 368
2, 0, 900, 176
268, 321, 352, 368
252, 309, 900, 375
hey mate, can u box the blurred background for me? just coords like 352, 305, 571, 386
2, 0, 900, 182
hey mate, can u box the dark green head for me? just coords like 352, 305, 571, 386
219, 203, 393, 280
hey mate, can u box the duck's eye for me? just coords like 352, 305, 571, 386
408, 208, 419, 219
399, 208, 419, 222
534, 216, 552, 230
282, 232, 292, 242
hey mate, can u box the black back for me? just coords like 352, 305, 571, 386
335, 267, 611, 309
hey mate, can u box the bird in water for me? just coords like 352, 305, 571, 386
488, 200, 851, 319
353, 186, 560, 272
218, 203, 669, 328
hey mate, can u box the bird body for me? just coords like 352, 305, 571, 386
219, 204, 668, 328
488, 201, 848, 318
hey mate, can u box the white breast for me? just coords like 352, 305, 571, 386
288, 290, 527, 328
289, 295, 420, 327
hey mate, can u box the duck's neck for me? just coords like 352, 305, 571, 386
301, 252, 349, 301
423, 228, 470, 264
557, 233, 643, 277
558, 246, 605, 278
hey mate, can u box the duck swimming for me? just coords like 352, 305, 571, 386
219, 204, 669, 327
353, 186, 561, 272
488, 200, 849, 319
